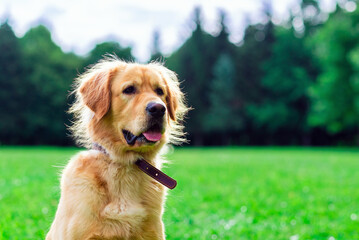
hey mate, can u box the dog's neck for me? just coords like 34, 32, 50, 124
91, 142, 177, 189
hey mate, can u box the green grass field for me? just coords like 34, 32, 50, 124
0, 147, 358, 240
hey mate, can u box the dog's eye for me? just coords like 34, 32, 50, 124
155, 88, 164, 96
123, 86, 136, 95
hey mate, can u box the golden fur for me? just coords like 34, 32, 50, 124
46, 57, 187, 240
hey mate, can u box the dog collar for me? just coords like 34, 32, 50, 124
135, 159, 177, 189
92, 143, 177, 189
92, 142, 108, 155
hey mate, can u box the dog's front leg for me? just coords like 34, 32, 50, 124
46, 197, 98, 240
138, 217, 165, 240
46, 165, 104, 239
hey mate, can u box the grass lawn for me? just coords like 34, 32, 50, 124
0, 147, 358, 239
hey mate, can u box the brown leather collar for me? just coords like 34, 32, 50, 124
135, 159, 177, 189
92, 143, 177, 190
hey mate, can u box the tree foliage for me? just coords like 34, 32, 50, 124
1, 2, 359, 146
0, 21, 27, 144
204, 54, 241, 144
82, 41, 133, 69
309, 7, 359, 141
0, 23, 135, 145
149, 30, 164, 62
247, 26, 318, 144
19, 25, 83, 144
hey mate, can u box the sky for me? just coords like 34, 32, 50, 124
0, 0, 338, 62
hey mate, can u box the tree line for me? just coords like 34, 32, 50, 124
1, 1, 359, 146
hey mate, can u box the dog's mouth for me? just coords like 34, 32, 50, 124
122, 125, 163, 146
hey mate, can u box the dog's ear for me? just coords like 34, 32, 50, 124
165, 83, 179, 121
159, 67, 183, 122
79, 69, 117, 120
152, 64, 188, 144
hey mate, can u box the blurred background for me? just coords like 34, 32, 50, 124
1, 0, 359, 147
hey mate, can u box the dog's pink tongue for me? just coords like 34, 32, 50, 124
143, 132, 162, 142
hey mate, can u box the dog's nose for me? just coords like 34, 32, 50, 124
146, 102, 166, 118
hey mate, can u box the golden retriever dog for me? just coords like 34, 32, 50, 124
46, 57, 187, 240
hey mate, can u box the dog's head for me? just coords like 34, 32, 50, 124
70, 58, 187, 156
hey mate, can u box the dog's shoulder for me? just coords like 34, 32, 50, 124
61, 150, 110, 193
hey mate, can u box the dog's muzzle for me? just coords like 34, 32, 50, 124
122, 102, 166, 146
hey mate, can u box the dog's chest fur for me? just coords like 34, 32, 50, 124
61, 150, 166, 239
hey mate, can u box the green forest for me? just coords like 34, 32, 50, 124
1, 1, 359, 146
